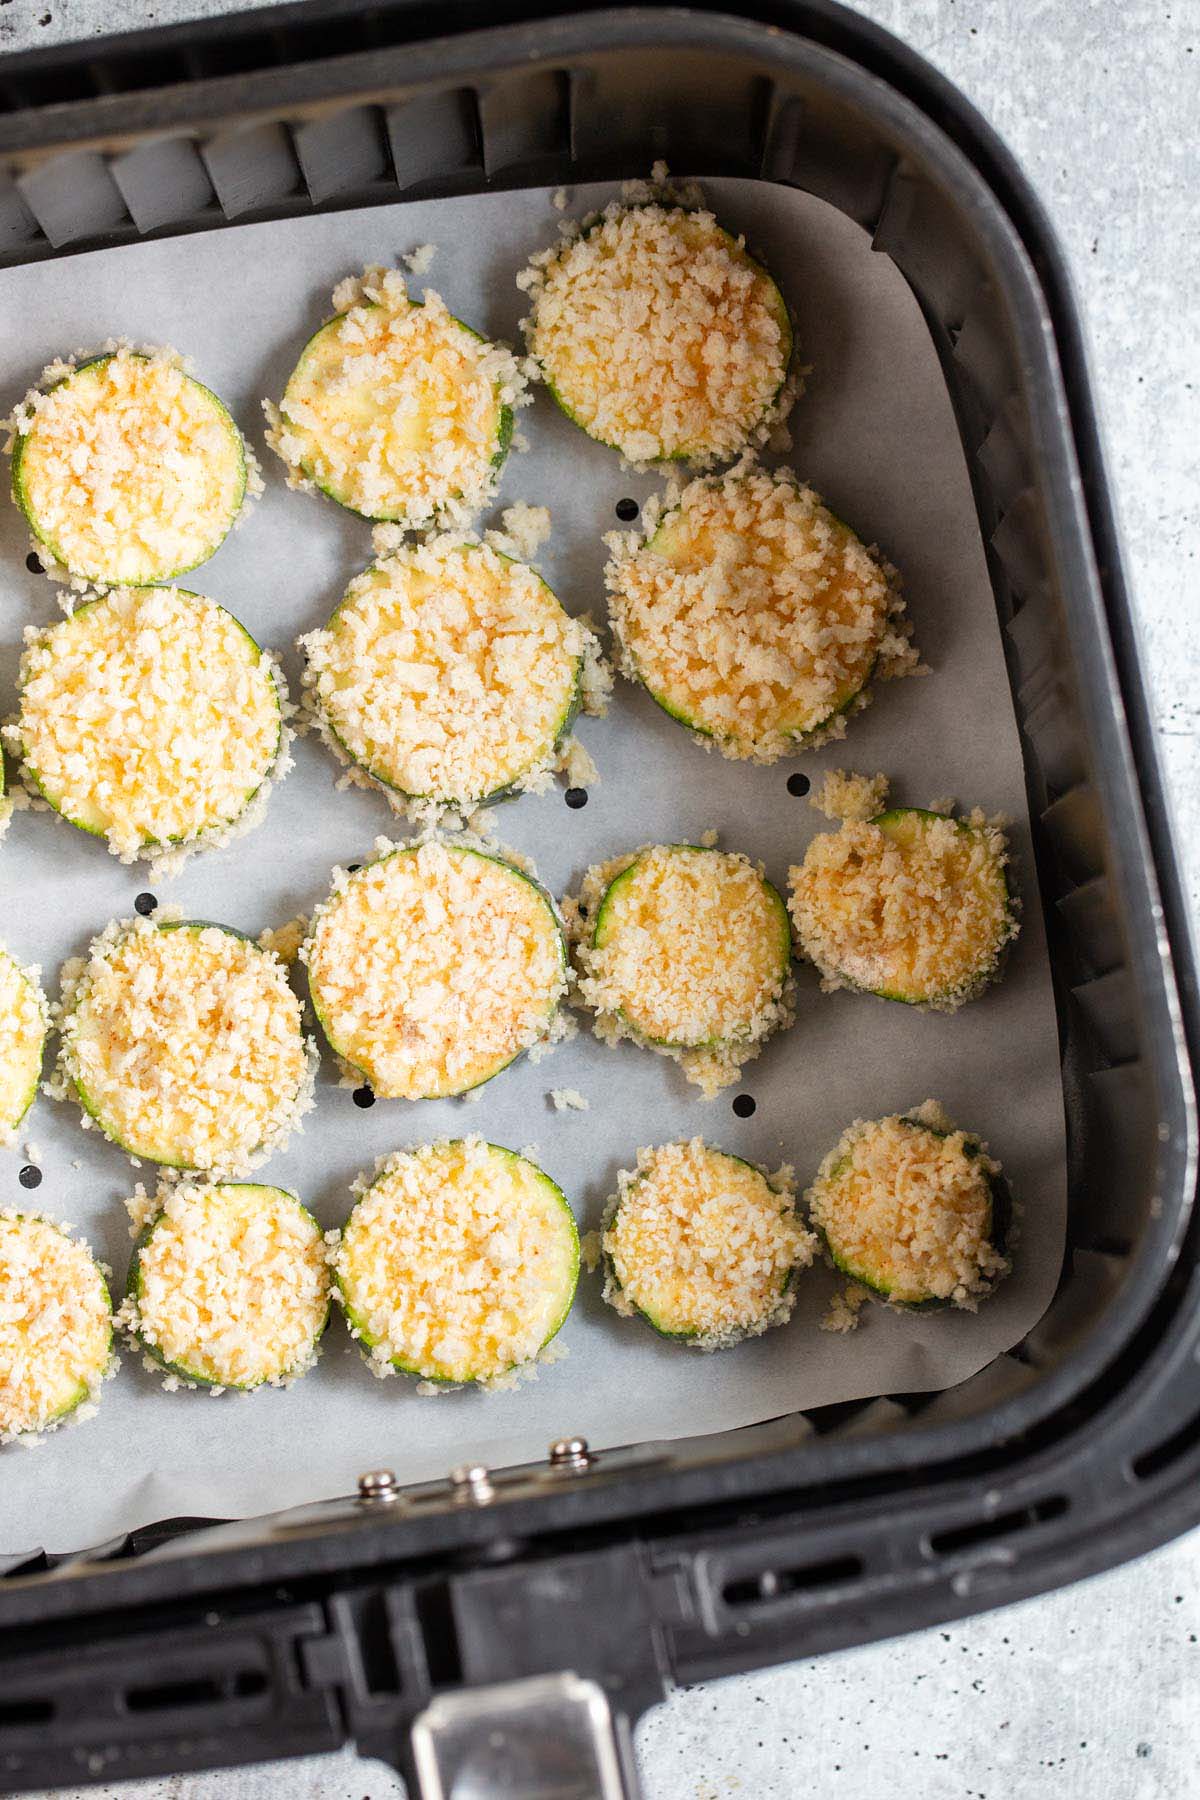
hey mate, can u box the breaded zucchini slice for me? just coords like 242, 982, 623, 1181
10, 347, 248, 586
789, 806, 1017, 1008
601, 1139, 815, 1346
0, 1213, 112, 1442
573, 844, 792, 1095
520, 203, 793, 465
335, 1138, 578, 1384
806, 1108, 1011, 1308
59, 918, 313, 1174
269, 267, 521, 526
122, 1182, 330, 1390
0, 945, 47, 1145
301, 537, 584, 812
305, 839, 567, 1100
606, 464, 900, 762
12, 586, 283, 860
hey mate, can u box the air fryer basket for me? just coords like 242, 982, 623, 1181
0, 4, 1196, 1795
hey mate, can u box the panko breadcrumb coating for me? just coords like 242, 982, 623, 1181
569, 844, 793, 1097
58, 917, 315, 1174
10, 586, 286, 862
267, 266, 526, 527
519, 202, 794, 466
0, 1212, 113, 1441
0, 946, 47, 1146
120, 1182, 330, 1390
788, 805, 1017, 1008
806, 1105, 1011, 1310
601, 1139, 814, 1346
605, 462, 918, 762
335, 1138, 578, 1384
300, 535, 601, 817
8, 344, 253, 586
304, 839, 567, 1100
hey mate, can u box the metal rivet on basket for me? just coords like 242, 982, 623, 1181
357, 1468, 399, 1503
548, 1436, 593, 1473
450, 1463, 495, 1504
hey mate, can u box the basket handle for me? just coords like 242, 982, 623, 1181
410, 1671, 643, 1798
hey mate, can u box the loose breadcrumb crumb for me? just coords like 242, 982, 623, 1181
257, 917, 307, 965
403, 243, 436, 275
549, 1087, 589, 1112
0, 946, 47, 1145
810, 769, 891, 823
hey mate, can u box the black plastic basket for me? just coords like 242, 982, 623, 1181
0, 4, 1196, 1795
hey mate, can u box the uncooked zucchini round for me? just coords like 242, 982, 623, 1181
59, 919, 312, 1173
11, 349, 247, 585
14, 586, 283, 859
272, 271, 515, 526
806, 1111, 1011, 1308
336, 1138, 579, 1384
302, 538, 582, 810
0, 946, 47, 1146
124, 1182, 330, 1389
601, 1139, 815, 1346
607, 464, 893, 761
522, 204, 793, 465
0, 1213, 112, 1441
788, 805, 1017, 1008
305, 840, 566, 1100
576, 844, 792, 1090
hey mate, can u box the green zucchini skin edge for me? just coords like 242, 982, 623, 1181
125, 1185, 330, 1391
281, 304, 514, 525
591, 844, 792, 1051
317, 545, 581, 809
536, 205, 794, 464
11, 353, 247, 583
16, 589, 282, 851
337, 1141, 579, 1383
68, 920, 291, 1170
827, 808, 1017, 1008
603, 1150, 796, 1343
818, 1115, 1012, 1311
309, 846, 567, 1100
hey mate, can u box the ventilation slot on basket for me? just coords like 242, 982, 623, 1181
17, 152, 130, 249
479, 70, 570, 178
1132, 1410, 1200, 1484
0, 1696, 55, 1728
386, 88, 483, 193
202, 122, 304, 219
294, 106, 392, 205
111, 137, 216, 234
126, 1669, 267, 1712
722, 1553, 864, 1610
928, 1494, 1067, 1558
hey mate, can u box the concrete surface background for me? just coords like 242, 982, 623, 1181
2, 0, 1198, 1795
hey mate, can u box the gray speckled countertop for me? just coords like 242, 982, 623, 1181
4, 1, 1199, 1796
